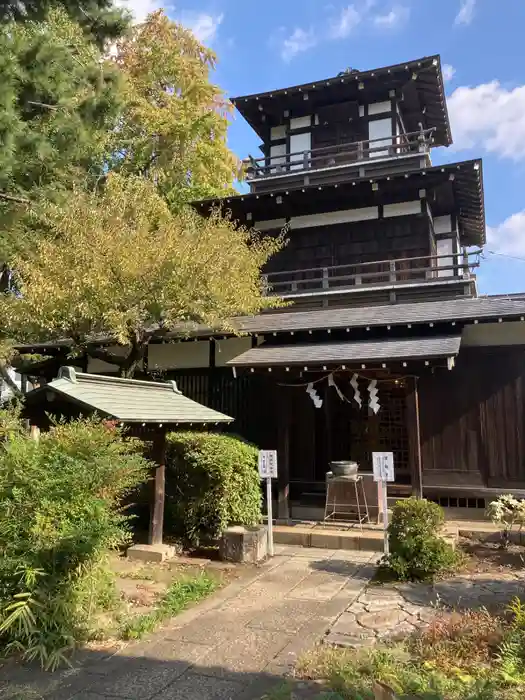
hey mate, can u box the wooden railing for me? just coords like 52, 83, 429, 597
264, 251, 481, 296
245, 128, 435, 180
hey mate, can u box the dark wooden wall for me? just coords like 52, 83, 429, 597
312, 101, 364, 158
419, 347, 525, 487
264, 215, 430, 274
173, 368, 410, 499
172, 369, 278, 450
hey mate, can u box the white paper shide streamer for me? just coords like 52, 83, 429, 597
350, 373, 362, 408
328, 373, 346, 402
306, 382, 323, 409
368, 379, 380, 414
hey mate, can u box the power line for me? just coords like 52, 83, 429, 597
485, 250, 525, 263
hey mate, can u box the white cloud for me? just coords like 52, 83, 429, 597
182, 12, 224, 43
455, 0, 476, 25
448, 80, 525, 160
442, 63, 456, 82
373, 4, 410, 28
280, 27, 317, 61
115, 2, 224, 44
115, 0, 161, 23
277, 1, 410, 61
487, 212, 525, 256
330, 5, 363, 38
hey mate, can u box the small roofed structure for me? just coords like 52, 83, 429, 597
25, 367, 233, 561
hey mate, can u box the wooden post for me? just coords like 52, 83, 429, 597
149, 429, 167, 545
406, 376, 423, 498
277, 385, 291, 521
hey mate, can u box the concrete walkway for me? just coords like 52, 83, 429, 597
1, 546, 378, 700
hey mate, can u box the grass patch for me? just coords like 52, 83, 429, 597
296, 601, 525, 700
119, 572, 217, 640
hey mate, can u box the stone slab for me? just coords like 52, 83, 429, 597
159, 671, 245, 700
329, 612, 364, 638
127, 543, 176, 563
195, 629, 295, 678
325, 632, 376, 648
357, 608, 408, 631
247, 599, 321, 633
166, 610, 254, 646
286, 572, 348, 601
87, 659, 186, 699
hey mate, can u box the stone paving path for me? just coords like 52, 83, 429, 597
0, 546, 379, 700
326, 570, 525, 648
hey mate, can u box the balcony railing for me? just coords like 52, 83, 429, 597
245, 128, 435, 181
264, 251, 481, 297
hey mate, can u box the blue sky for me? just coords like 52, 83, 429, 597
125, 0, 525, 296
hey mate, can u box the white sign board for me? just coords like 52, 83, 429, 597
372, 452, 395, 482
258, 450, 278, 479
372, 452, 394, 556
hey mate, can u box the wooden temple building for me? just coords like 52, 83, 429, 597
14, 55, 525, 519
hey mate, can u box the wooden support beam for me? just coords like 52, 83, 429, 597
149, 428, 167, 545
406, 376, 423, 498
277, 384, 291, 521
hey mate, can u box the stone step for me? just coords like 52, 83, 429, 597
273, 522, 460, 552
273, 524, 385, 551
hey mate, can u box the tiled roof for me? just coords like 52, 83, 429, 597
31, 367, 232, 424
227, 336, 461, 367
222, 297, 525, 336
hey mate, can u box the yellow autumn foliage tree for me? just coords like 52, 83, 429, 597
111, 10, 240, 208
2, 175, 284, 377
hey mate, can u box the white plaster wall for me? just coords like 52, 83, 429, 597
436, 238, 455, 278
462, 322, 525, 347
368, 117, 392, 156
290, 206, 379, 229
148, 341, 210, 370
289, 132, 311, 170
254, 218, 287, 232
383, 201, 421, 218
215, 337, 253, 367
270, 125, 287, 140
289, 116, 311, 130
270, 143, 286, 171
368, 100, 391, 115
434, 215, 452, 234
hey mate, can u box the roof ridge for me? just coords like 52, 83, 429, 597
59, 368, 180, 393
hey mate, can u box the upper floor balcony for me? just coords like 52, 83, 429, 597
264, 250, 481, 310
244, 128, 435, 193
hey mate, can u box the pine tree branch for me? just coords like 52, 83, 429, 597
0, 192, 30, 204
27, 101, 59, 111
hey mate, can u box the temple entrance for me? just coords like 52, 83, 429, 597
287, 373, 410, 509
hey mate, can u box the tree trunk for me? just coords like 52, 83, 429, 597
0, 360, 23, 398
119, 334, 148, 378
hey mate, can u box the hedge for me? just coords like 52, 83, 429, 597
164, 431, 262, 546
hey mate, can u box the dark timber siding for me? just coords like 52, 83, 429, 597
264, 214, 430, 273
419, 346, 525, 487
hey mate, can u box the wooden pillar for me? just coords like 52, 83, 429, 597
406, 376, 423, 498
277, 384, 291, 521
149, 428, 167, 545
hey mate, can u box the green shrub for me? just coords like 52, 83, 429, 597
0, 412, 150, 668
382, 498, 458, 581
165, 431, 261, 546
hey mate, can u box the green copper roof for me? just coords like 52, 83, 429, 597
40, 367, 232, 425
